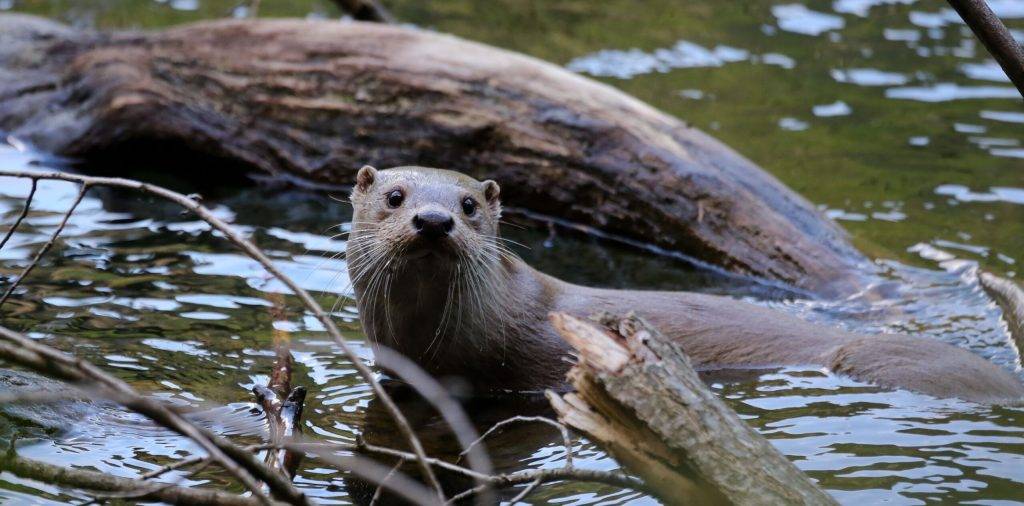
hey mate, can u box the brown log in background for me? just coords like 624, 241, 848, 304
0, 14, 870, 297
547, 312, 837, 506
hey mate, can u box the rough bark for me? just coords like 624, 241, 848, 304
547, 312, 836, 506
0, 14, 869, 296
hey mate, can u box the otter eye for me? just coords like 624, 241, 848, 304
386, 189, 404, 208
461, 197, 478, 216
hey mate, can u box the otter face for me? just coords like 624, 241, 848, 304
348, 165, 502, 267
347, 165, 516, 359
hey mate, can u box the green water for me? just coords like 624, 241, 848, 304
1, 0, 1024, 504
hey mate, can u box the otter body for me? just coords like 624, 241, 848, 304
347, 166, 1024, 403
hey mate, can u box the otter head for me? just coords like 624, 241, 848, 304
348, 165, 502, 265
346, 165, 511, 354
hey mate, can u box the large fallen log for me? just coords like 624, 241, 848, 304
547, 312, 836, 506
0, 13, 870, 297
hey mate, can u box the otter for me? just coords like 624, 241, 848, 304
346, 166, 1024, 403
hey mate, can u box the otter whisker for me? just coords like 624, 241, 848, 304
494, 236, 531, 251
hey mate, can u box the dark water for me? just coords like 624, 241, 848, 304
1, 0, 1024, 504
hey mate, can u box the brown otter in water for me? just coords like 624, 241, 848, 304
347, 166, 1024, 403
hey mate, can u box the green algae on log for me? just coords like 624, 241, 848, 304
0, 14, 870, 296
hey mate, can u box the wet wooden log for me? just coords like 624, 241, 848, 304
0, 14, 869, 296
546, 312, 836, 506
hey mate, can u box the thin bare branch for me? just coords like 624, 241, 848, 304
507, 477, 543, 504
343, 440, 647, 493
140, 444, 276, 481
0, 326, 297, 505
946, 0, 1024, 97
0, 449, 273, 506
0, 169, 444, 499
81, 459, 215, 505
289, 444, 441, 505
373, 346, 494, 502
0, 183, 86, 308
459, 415, 574, 469
0, 177, 36, 251
369, 460, 403, 506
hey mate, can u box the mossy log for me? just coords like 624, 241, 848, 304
547, 312, 837, 505
0, 14, 869, 296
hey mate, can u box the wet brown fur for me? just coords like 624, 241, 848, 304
348, 166, 1024, 403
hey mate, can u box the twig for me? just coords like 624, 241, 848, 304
0, 183, 86, 308
946, 0, 1024, 97
140, 444, 276, 481
373, 347, 494, 503
459, 415, 574, 469
369, 460, 403, 506
0, 177, 36, 251
440, 467, 649, 506
0, 449, 272, 506
0, 169, 444, 500
329, 0, 394, 23
82, 459, 215, 505
0, 326, 295, 506
507, 477, 543, 504
346, 440, 647, 493
287, 444, 441, 505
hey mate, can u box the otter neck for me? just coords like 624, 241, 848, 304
353, 250, 521, 363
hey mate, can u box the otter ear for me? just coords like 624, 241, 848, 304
482, 180, 500, 204
356, 165, 377, 192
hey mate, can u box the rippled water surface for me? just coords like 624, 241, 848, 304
2, 0, 1024, 504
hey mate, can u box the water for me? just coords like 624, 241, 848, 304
1, 0, 1024, 504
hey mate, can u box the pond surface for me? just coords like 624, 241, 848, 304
1, 0, 1024, 504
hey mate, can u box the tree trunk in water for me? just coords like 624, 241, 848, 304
547, 312, 837, 506
0, 14, 870, 296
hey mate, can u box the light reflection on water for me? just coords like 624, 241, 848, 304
1, 0, 1024, 503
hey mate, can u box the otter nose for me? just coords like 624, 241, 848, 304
412, 210, 454, 239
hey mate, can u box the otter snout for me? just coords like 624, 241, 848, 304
412, 210, 455, 239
